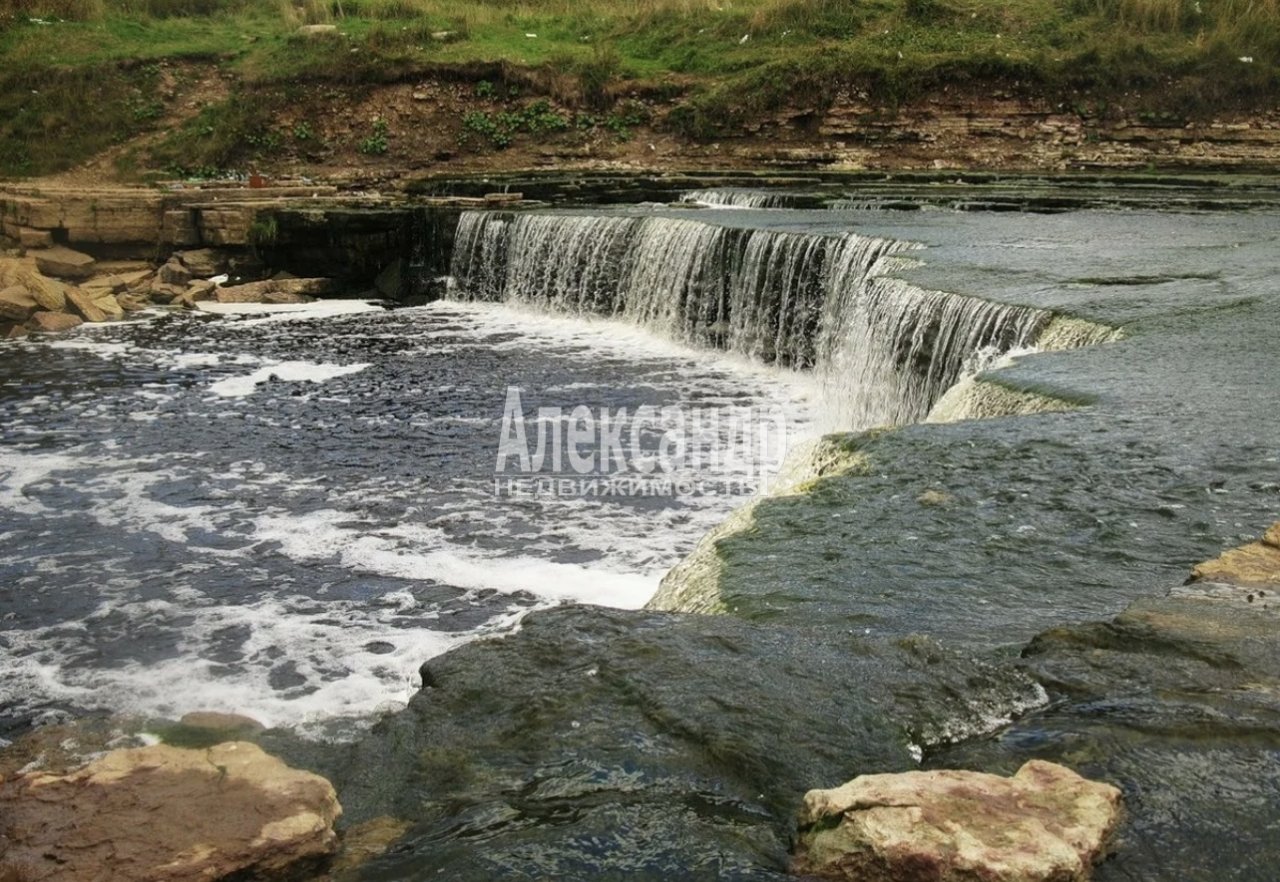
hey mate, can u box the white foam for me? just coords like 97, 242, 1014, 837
196, 300, 382, 322
208, 361, 371, 398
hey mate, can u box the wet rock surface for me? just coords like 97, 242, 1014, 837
334, 605, 1044, 881
793, 760, 1121, 882
0, 741, 341, 882
931, 523, 1280, 882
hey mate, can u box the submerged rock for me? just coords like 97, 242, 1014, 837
793, 760, 1121, 882
0, 741, 341, 881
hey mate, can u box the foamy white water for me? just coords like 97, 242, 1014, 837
0, 301, 818, 738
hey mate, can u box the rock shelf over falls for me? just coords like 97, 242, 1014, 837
448, 209, 1106, 430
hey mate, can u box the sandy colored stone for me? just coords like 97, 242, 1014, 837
65, 286, 108, 323
1190, 522, 1280, 589
215, 277, 334, 304
27, 311, 82, 333
793, 760, 1122, 882
0, 286, 37, 322
177, 248, 230, 278
93, 292, 125, 320
117, 268, 155, 290
33, 245, 96, 280
82, 274, 127, 295
0, 741, 340, 882
7, 266, 67, 312
17, 227, 53, 249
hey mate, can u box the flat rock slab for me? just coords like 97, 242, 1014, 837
793, 760, 1121, 882
1190, 520, 1280, 588
0, 741, 341, 882
32, 245, 96, 280
27, 310, 82, 333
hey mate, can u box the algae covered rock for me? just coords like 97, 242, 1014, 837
793, 760, 1121, 882
336, 604, 1044, 881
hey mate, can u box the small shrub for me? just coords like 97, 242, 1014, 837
357, 117, 390, 154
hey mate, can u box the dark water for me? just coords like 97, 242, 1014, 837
0, 301, 814, 739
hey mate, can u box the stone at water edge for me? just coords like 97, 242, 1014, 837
65, 286, 108, 323
1189, 520, 1280, 589
92, 292, 125, 320
177, 248, 230, 278
33, 245, 96, 281
157, 256, 193, 286
28, 311, 82, 333
792, 760, 1122, 882
0, 741, 341, 882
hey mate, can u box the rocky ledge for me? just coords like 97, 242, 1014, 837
0, 245, 336, 339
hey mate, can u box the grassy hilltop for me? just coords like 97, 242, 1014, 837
2, 0, 1277, 178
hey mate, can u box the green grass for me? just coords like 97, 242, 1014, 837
1, 0, 1277, 175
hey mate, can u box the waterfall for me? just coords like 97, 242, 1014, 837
450, 210, 1056, 429
679, 188, 797, 209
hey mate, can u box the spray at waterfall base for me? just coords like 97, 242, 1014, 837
493, 386, 791, 498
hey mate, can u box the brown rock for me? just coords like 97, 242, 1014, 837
157, 257, 193, 286
187, 278, 218, 301
117, 294, 149, 313
17, 227, 53, 249
1190, 522, 1280, 589
149, 281, 188, 304
33, 245, 96, 280
0, 285, 37, 322
216, 277, 335, 304
0, 742, 341, 882
177, 248, 230, 278
28, 311, 83, 333
793, 760, 1122, 882
12, 268, 67, 311
263, 290, 315, 305
2, 321, 29, 339
65, 287, 108, 323
93, 293, 125, 320
82, 274, 127, 296
117, 268, 155, 290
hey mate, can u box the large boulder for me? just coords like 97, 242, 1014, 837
32, 245, 96, 280
65, 286, 108, 323
793, 760, 1122, 882
27, 310, 82, 333
9, 267, 67, 312
177, 248, 230, 278
157, 256, 193, 286
0, 285, 37, 322
0, 741, 341, 882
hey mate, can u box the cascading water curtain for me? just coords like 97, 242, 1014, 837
450, 211, 1053, 430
